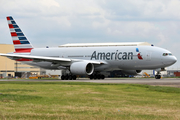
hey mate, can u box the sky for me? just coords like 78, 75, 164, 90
0, 0, 180, 69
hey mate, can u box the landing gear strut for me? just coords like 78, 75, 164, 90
89, 74, 105, 80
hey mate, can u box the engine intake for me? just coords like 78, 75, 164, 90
70, 62, 94, 75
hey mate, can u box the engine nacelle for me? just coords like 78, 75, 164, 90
121, 70, 142, 75
70, 62, 94, 75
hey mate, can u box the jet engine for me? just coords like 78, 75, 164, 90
70, 62, 94, 75
121, 70, 142, 75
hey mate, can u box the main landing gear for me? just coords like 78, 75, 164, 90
89, 74, 105, 80
61, 75, 77, 80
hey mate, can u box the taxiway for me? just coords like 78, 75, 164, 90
0, 78, 180, 87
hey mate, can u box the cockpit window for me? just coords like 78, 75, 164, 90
163, 53, 168, 56
163, 53, 173, 56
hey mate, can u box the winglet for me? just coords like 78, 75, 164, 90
6, 16, 33, 53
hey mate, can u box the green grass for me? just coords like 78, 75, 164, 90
0, 82, 180, 120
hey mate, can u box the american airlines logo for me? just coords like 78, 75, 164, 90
136, 48, 143, 60
91, 51, 133, 60
137, 53, 143, 60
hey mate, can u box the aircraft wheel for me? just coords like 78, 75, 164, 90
158, 75, 161, 79
155, 75, 161, 79
155, 75, 158, 79
61, 75, 65, 80
90, 75, 94, 80
101, 75, 105, 79
91, 74, 105, 80
97, 75, 101, 79
72, 75, 76, 80
65, 75, 69, 80
69, 75, 72, 80
94, 75, 97, 80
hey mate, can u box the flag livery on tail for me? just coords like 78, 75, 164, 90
7, 16, 33, 53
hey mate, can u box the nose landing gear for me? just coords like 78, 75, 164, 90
155, 75, 161, 79
155, 69, 163, 79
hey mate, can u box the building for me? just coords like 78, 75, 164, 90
0, 44, 41, 78
0, 44, 15, 78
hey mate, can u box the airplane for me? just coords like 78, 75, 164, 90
0, 16, 177, 80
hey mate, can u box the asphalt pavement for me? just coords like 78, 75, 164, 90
1, 78, 180, 87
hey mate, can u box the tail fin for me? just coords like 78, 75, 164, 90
6, 16, 33, 53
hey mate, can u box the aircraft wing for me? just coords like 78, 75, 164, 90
0, 53, 102, 64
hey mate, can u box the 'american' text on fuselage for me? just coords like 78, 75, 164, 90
91, 51, 133, 60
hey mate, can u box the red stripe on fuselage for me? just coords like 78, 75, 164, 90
14, 48, 33, 53
16, 58, 33, 61
13, 40, 21, 44
11, 32, 17, 36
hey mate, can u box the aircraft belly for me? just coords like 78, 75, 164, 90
116, 60, 164, 70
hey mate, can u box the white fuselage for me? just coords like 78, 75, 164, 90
21, 45, 176, 71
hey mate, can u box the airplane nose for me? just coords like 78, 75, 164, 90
171, 56, 177, 64
163, 56, 177, 66
173, 56, 177, 63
